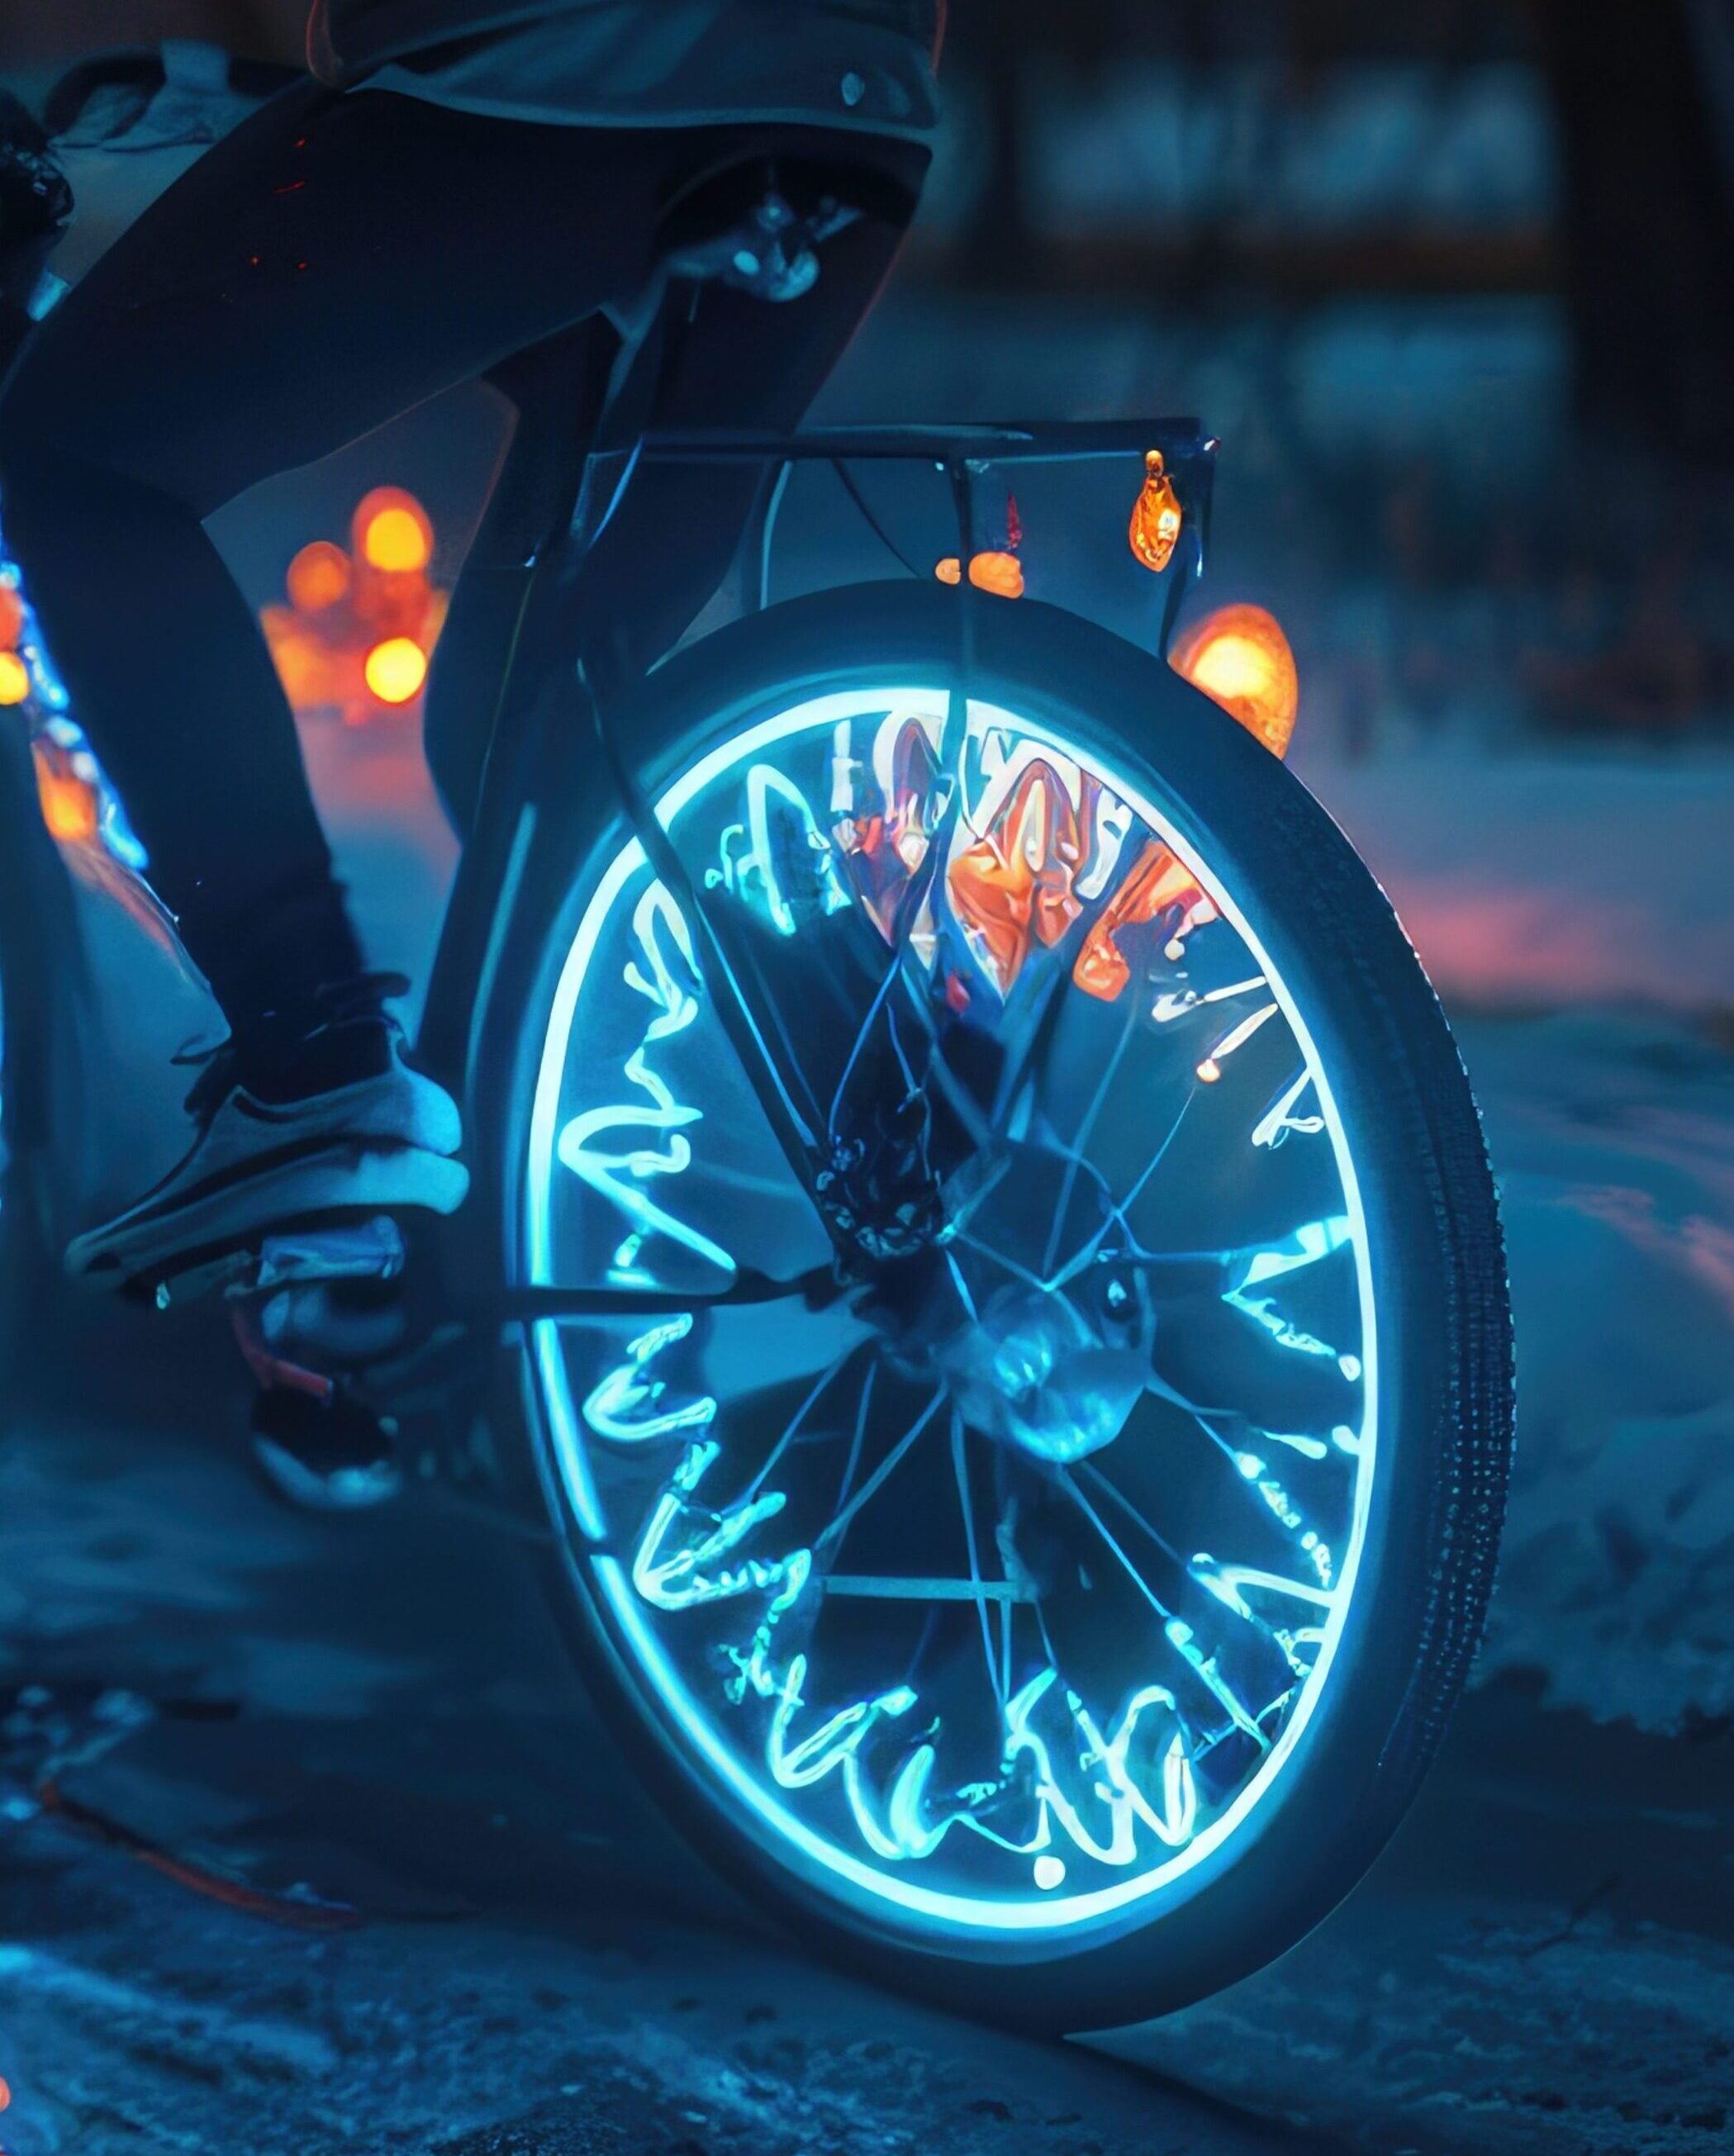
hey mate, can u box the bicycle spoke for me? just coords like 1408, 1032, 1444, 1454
953, 1412, 1005, 1704
1039, 987, 1143, 1281
590, 693, 829, 1199
503, 1260, 843, 1321
1054, 1466, 1172, 1625
1074, 1457, 1186, 1573
815, 1387, 945, 1562
834, 1358, 877, 1512
740, 1346, 857, 1503
531, 678, 1372, 1927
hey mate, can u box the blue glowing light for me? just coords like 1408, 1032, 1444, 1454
0, 511, 150, 872
525, 686, 1379, 1938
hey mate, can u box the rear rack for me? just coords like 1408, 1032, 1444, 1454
638, 420, 1219, 657
639, 419, 1214, 464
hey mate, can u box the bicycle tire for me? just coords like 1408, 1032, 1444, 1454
490, 580, 1513, 2033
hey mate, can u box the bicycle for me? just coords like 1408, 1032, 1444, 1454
0, 183, 1513, 2035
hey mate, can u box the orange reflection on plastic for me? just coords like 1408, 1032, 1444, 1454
364, 635, 428, 705
0, 650, 29, 705
1073, 839, 1204, 1002
286, 539, 352, 614
948, 760, 1082, 991
34, 747, 98, 841
1170, 603, 1299, 758
262, 607, 337, 710
355, 487, 433, 574
0, 585, 23, 649
934, 550, 1025, 599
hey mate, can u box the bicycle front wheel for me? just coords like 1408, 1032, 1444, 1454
506, 582, 1511, 2031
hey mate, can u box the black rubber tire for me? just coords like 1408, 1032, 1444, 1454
487, 581, 1513, 2035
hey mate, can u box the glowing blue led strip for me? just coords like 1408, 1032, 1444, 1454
525, 685, 1379, 1935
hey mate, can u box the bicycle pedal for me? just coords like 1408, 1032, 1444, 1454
150, 1244, 257, 1310
251, 1215, 407, 1295
250, 1382, 401, 1513
259, 1280, 409, 1368
150, 1214, 406, 1313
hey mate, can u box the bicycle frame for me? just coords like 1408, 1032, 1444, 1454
417, 416, 1219, 1330
0, 416, 1218, 1447
640, 419, 1216, 650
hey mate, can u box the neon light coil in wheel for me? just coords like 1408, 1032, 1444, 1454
526, 687, 1375, 1940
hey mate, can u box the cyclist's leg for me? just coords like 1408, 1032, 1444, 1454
423, 130, 928, 835
422, 318, 616, 837
0, 80, 666, 1074
0, 89, 687, 1270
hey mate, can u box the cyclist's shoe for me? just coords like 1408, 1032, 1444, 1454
66, 978, 467, 1287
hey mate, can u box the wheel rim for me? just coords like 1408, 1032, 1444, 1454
526, 684, 1376, 1941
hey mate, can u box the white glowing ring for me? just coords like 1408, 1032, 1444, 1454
525, 686, 1378, 1939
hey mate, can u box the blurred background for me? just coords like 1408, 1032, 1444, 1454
10, 0, 1734, 754
2, 6, 1732, 2154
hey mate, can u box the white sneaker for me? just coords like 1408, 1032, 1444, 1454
66, 1036, 467, 1285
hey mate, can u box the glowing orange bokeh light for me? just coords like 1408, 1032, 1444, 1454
1170, 602, 1299, 758
364, 635, 429, 705
264, 486, 444, 724
286, 539, 352, 614
355, 487, 434, 574
0, 650, 29, 705
934, 551, 1025, 599
0, 585, 23, 649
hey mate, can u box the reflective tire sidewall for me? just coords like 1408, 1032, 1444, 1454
487, 583, 1513, 2033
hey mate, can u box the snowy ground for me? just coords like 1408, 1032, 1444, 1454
3, 1305, 1732, 2155
1303, 748, 1734, 1737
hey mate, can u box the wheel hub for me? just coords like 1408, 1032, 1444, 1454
856, 1137, 1156, 1466
930, 1276, 1150, 1464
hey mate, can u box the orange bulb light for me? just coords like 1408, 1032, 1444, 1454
355, 487, 434, 574
286, 539, 352, 614
364, 635, 428, 705
0, 650, 29, 705
1128, 449, 1183, 573
1169, 602, 1299, 758
0, 584, 24, 649
934, 551, 1025, 599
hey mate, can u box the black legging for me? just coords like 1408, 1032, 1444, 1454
0, 76, 921, 1038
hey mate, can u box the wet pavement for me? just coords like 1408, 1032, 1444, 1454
2, 1294, 1732, 2156
0, 1296, 1312, 2156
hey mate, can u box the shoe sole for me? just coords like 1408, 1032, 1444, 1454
67, 1145, 471, 1287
